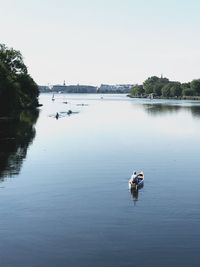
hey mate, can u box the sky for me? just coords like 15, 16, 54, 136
1, 0, 200, 86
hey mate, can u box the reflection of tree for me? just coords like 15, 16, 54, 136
190, 106, 200, 118
144, 104, 181, 116
0, 110, 39, 180
144, 104, 200, 118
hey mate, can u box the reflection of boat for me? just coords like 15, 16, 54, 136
130, 188, 139, 205
131, 188, 139, 200
128, 171, 144, 190
130, 184, 144, 205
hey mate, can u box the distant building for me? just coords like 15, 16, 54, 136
98, 84, 117, 93
39, 83, 133, 94
52, 84, 97, 93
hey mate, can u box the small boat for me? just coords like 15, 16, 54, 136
55, 112, 59, 119
128, 171, 144, 190
67, 110, 72, 115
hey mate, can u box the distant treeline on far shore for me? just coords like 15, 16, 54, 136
129, 76, 200, 99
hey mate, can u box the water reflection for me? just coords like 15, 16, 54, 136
0, 110, 39, 180
130, 184, 144, 205
144, 103, 200, 118
190, 105, 200, 118
144, 104, 181, 116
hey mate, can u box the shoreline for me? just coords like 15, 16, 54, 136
127, 95, 200, 101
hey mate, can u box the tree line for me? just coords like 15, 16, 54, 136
0, 44, 39, 115
131, 76, 200, 98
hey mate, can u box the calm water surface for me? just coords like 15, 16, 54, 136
0, 94, 200, 267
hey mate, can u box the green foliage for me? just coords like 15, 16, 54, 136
160, 82, 182, 97
0, 44, 27, 76
161, 83, 171, 97
169, 82, 182, 97
131, 85, 144, 96
143, 76, 169, 96
153, 83, 163, 96
0, 44, 39, 115
182, 88, 195, 96
191, 79, 200, 95
143, 76, 159, 94
181, 82, 190, 90
130, 75, 200, 99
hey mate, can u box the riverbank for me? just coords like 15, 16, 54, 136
127, 94, 200, 100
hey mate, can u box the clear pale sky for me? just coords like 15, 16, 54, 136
1, 0, 200, 85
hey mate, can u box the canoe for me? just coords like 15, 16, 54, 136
129, 171, 144, 190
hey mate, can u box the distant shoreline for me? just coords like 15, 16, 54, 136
127, 94, 200, 101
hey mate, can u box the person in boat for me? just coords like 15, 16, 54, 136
131, 171, 138, 184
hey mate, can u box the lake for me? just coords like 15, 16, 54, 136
0, 94, 200, 267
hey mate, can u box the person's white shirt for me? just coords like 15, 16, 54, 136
131, 172, 137, 182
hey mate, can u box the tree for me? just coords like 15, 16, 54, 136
191, 79, 200, 95
0, 44, 27, 76
161, 83, 171, 97
131, 85, 144, 96
182, 88, 195, 96
153, 83, 163, 96
181, 82, 191, 90
170, 82, 182, 97
143, 76, 160, 94
16, 73, 39, 107
143, 76, 169, 96
0, 44, 39, 115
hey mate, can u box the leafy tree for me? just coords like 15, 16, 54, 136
161, 83, 171, 97
143, 76, 169, 96
170, 82, 182, 97
181, 82, 191, 91
16, 73, 39, 107
0, 44, 27, 76
131, 85, 144, 96
191, 79, 200, 95
143, 76, 160, 94
182, 88, 195, 96
0, 44, 39, 115
153, 83, 163, 96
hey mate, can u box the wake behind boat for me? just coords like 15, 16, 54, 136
129, 171, 144, 190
